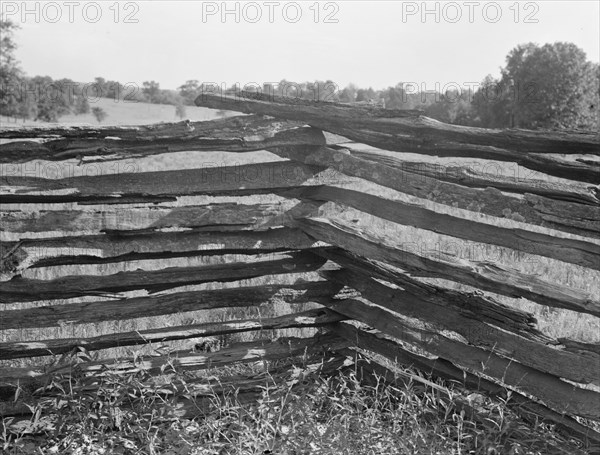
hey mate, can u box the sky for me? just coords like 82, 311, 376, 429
4, 0, 600, 92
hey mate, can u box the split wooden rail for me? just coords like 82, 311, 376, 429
0, 92, 599, 447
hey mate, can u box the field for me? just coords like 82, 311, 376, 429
1, 100, 599, 454
1, 97, 231, 127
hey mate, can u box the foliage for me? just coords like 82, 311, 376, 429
90, 77, 132, 101
3, 18, 595, 131
92, 106, 108, 123
175, 102, 187, 119
1, 354, 591, 455
248, 79, 344, 102
0, 17, 25, 119
338, 83, 358, 103
424, 89, 474, 125
74, 95, 91, 115
267, 43, 599, 132
25, 76, 74, 122
355, 87, 377, 102
142, 80, 162, 103
0, 21, 79, 123
178, 80, 201, 105
0, 17, 19, 68
472, 42, 599, 130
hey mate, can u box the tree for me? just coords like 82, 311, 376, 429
104, 80, 123, 100
0, 17, 19, 68
92, 77, 107, 98
175, 102, 187, 119
92, 106, 107, 123
471, 75, 510, 128
339, 84, 358, 103
0, 17, 25, 120
15, 92, 37, 121
28, 75, 72, 122
159, 90, 182, 105
355, 88, 376, 102
425, 90, 474, 125
74, 95, 90, 115
493, 42, 598, 130
381, 84, 416, 109
178, 80, 200, 105
142, 81, 161, 103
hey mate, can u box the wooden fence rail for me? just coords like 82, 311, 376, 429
1, 93, 598, 446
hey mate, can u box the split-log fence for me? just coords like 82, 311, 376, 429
0, 92, 599, 449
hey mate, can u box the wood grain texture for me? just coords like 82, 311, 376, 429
353, 152, 599, 205
0, 202, 301, 234
295, 217, 600, 317
0, 308, 347, 360
195, 92, 599, 182
273, 146, 600, 239
330, 323, 600, 448
0, 280, 343, 329
0, 249, 330, 303
0, 333, 349, 404
323, 301, 600, 419
283, 185, 600, 269
0, 115, 325, 162
0, 160, 325, 203
0, 228, 317, 278
322, 269, 599, 385
317, 248, 537, 330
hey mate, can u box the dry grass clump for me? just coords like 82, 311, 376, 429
1, 351, 592, 455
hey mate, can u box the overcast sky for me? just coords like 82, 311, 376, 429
5, 1, 600, 91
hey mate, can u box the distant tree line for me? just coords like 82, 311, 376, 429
1, 15, 597, 130
0, 18, 189, 122
177, 43, 598, 131
242, 43, 598, 131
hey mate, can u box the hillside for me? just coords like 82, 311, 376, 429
0, 97, 229, 127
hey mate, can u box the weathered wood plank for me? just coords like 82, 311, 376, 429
332, 323, 491, 389
317, 247, 537, 330
0, 333, 348, 397
559, 338, 600, 356
330, 323, 600, 448
296, 217, 600, 317
273, 146, 600, 239
0, 280, 342, 329
1, 355, 351, 427
0, 249, 330, 303
284, 185, 600, 269
322, 268, 599, 385
0, 160, 325, 203
387, 143, 600, 184
195, 92, 599, 155
0, 115, 274, 138
0, 228, 317, 278
0, 202, 300, 234
0, 115, 325, 162
0, 308, 347, 360
323, 300, 600, 420
195, 93, 599, 183
354, 152, 599, 206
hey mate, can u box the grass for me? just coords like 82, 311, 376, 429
0, 97, 227, 127
1, 349, 593, 455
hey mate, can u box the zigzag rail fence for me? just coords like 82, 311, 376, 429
0, 91, 598, 448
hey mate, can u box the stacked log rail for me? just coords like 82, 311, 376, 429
191, 93, 600, 442
1, 94, 598, 446
0, 115, 344, 419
